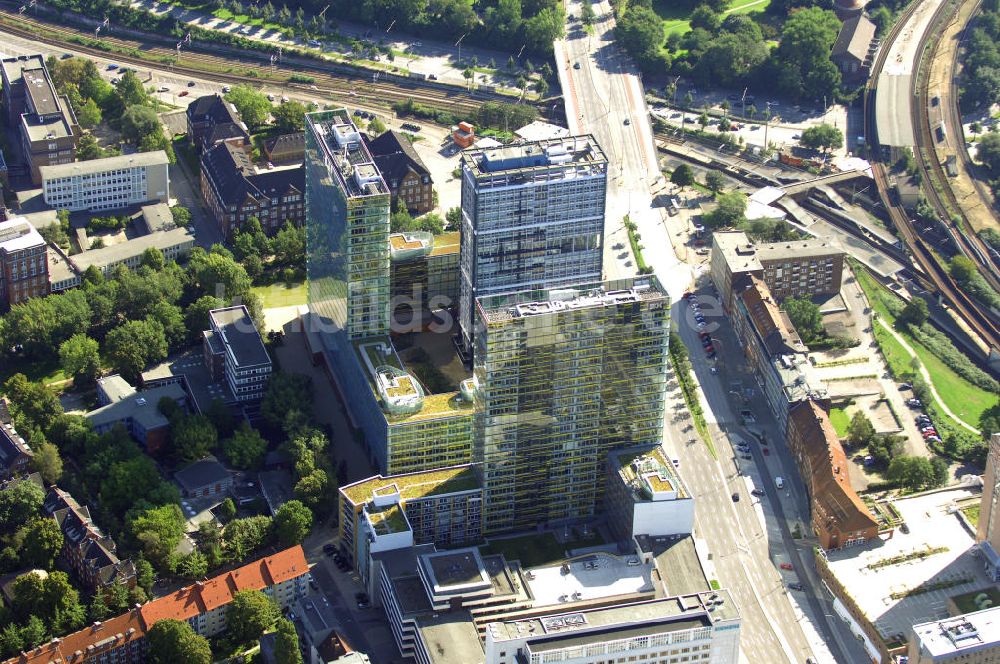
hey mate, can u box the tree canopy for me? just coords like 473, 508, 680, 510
225, 85, 273, 128
146, 619, 212, 664
800, 124, 844, 152
226, 590, 280, 644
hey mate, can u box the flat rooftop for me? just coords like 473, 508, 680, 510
40, 150, 169, 181
825, 487, 991, 641
462, 134, 606, 181
0, 217, 43, 253
757, 239, 844, 261
429, 230, 460, 257
524, 553, 655, 607
637, 535, 712, 598
713, 231, 764, 274
22, 67, 59, 117
209, 306, 270, 368
306, 109, 388, 199
487, 594, 737, 643
417, 610, 483, 664
912, 607, 1000, 657
477, 277, 669, 325
421, 548, 491, 593
774, 353, 829, 403
366, 503, 410, 535
86, 383, 185, 431
528, 617, 709, 653
1, 54, 45, 87
141, 348, 234, 410
340, 464, 480, 507
68, 227, 194, 272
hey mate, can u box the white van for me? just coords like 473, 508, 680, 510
775, 477, 784, 489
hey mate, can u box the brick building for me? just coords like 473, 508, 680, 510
0, 217, 48, 311
200, 141, 304, 238
366, 130, 434, 214
185, 94, 250, 152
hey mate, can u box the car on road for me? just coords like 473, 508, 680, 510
706, 351, 716, 360
762, 447, 770, 456
787, 582, 803, 591
751, 488, 765, 497
731, 493, 740, 502
323, 543, 336, 554
671, 458, 680, 468
308, 39, 322, 46
792, 133, 800, 140
710, 366, 719, 374
61, 53, 73, 59
222, 85, 231, 93
267, 93, 276, 101
178, 91, 189, 97
623, 118, 631, 125
107, 63, 119, 70
779, 562, 793, 571
907, 398, 923, 408
573, 62, 581, 69
309, 579, 319, 591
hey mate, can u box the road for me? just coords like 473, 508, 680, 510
556, 4, 863, 663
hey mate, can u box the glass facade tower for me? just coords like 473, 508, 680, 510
473, 277, 670, 533
305, 109, 391, 339
458, 136, 608, 355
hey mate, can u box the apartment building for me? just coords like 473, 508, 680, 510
909, 608, 1000, 664
1, 55, 79, 184
204, 306, 272, 403
366, 130, 434, 214
43, 487, 137, 593
976, 433, 1000, 580
139, 545, 309, 637
458, 136, 608, 355
0, 418, 33, 481
40, 151, 170, 212
0, 217, 48, 311
787, 401, 880, 549
305, 109, 392, 339
199, 141, 304, 238
0, 546, 309, 664
710, 231, 844, 310
731, 276, 828, 433
474, 277, 670, 533
338, 464, 482, 566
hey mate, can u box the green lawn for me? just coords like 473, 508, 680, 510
252, 280, 308, 308
829, 407, 850, 438
854, 266, 997, 427
654, 0, 771, 41
961, 504, 981, 529
0, 357, 67, 387
480, 529, 606, 568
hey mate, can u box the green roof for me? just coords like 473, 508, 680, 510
341, 464, 481, 507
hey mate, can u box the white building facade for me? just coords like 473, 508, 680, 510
40, 150, 170, 212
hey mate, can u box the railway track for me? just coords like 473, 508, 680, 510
866, 0, 1000, 350
0, 8, 486, 116
912, 0, 1000, 291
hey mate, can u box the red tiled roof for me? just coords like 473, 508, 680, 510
4, 547, 308, 664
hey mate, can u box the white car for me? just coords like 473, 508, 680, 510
158, 85, 169, 92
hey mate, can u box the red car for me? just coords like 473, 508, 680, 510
179, 90, 189, 97
763, 448, 770, 456
779, 562, 793, 571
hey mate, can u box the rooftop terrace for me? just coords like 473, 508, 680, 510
340, 464, 480, 507
613, 446, 688, 502
462, 135, 606, 183
366, 503, 410, 536
478, 277, 669, 325
306, 109, 388, 199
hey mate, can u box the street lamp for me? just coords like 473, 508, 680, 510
455, 32, 468, 67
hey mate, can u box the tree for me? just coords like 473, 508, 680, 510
689, 4, 720, 32
698, 112, 710, 129
981, 402, 1000, 439
224, 85, 272, 128
670, 164, 695, 188
227, 590, 279, 644
615, 6, 669, 72
887, 455, 937, 491
261, 373, 312, 431
148, 301, 186, 349
294, 469, 330, 511
703, 192, 746, 228
171, 206, 192, 228
931, 456, 950, 486
272, 100, 307, 133
274, 618, 303, 664
222, 424, 267, 469
176, 550, 209, 579
99, 455, 179, 517
128, 504, 186, 572
446, 207, 462, 227
898, 297, 929, 328
146, 619, 212, 664
272, 500, 313, 546
19, 616, 45, 650
218, 497, 236, 521
0, 481, 44, 532
59, 334, 101, 385
800, 123, 844, 152
135, 557, 155, 594
223, 515, 272, 560
846, 411, 876, 447
21, 518, 63, 569
976, 131, 1000, 171
77, 98, 102, 129
367, 115, 387, 135
950, 255, 977, 283
188, 250, 253, 302
11, 572, 45, 621
30, 442, 63, 485
170, 414, 218, 464
120, 105, 162, 145
766, 7, 842, 100
704, 170, 726, 192
783, 296, 823, 342
3, 374, 65, 433
103, 319, 168, 383
113, 70, 150, 109
185, 295, 226, 342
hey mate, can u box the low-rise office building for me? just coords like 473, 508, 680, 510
339, 464, 482, 567
0, 217, 48, 311
909, 608, 1000, 664
40, 151, 170, 212
200, 141, 305, 238
1, 55, 79, 184
605, 445, 694, 541
710, 231, 845, 310
787, 400, 880, 549
205, 306, 272, 403
87, 375, 187, 453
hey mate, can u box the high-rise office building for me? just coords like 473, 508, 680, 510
977, 433, 1000, 580
473, 277, 670, 533
458, 136, 608, 355
305, 109, 391, 339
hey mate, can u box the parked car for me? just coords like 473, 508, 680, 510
308, 39, 322, 46
107, 63, 119, 70
178, 91, 189, 97
751, 488, 765, 497
731, 492, 740, 502
222, 85, 231, 93
899, 382, 912, 390
573, 62, 581, 69
787, 582, 803, 591
779, 562, 793, 571
323, 543, 337, 555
